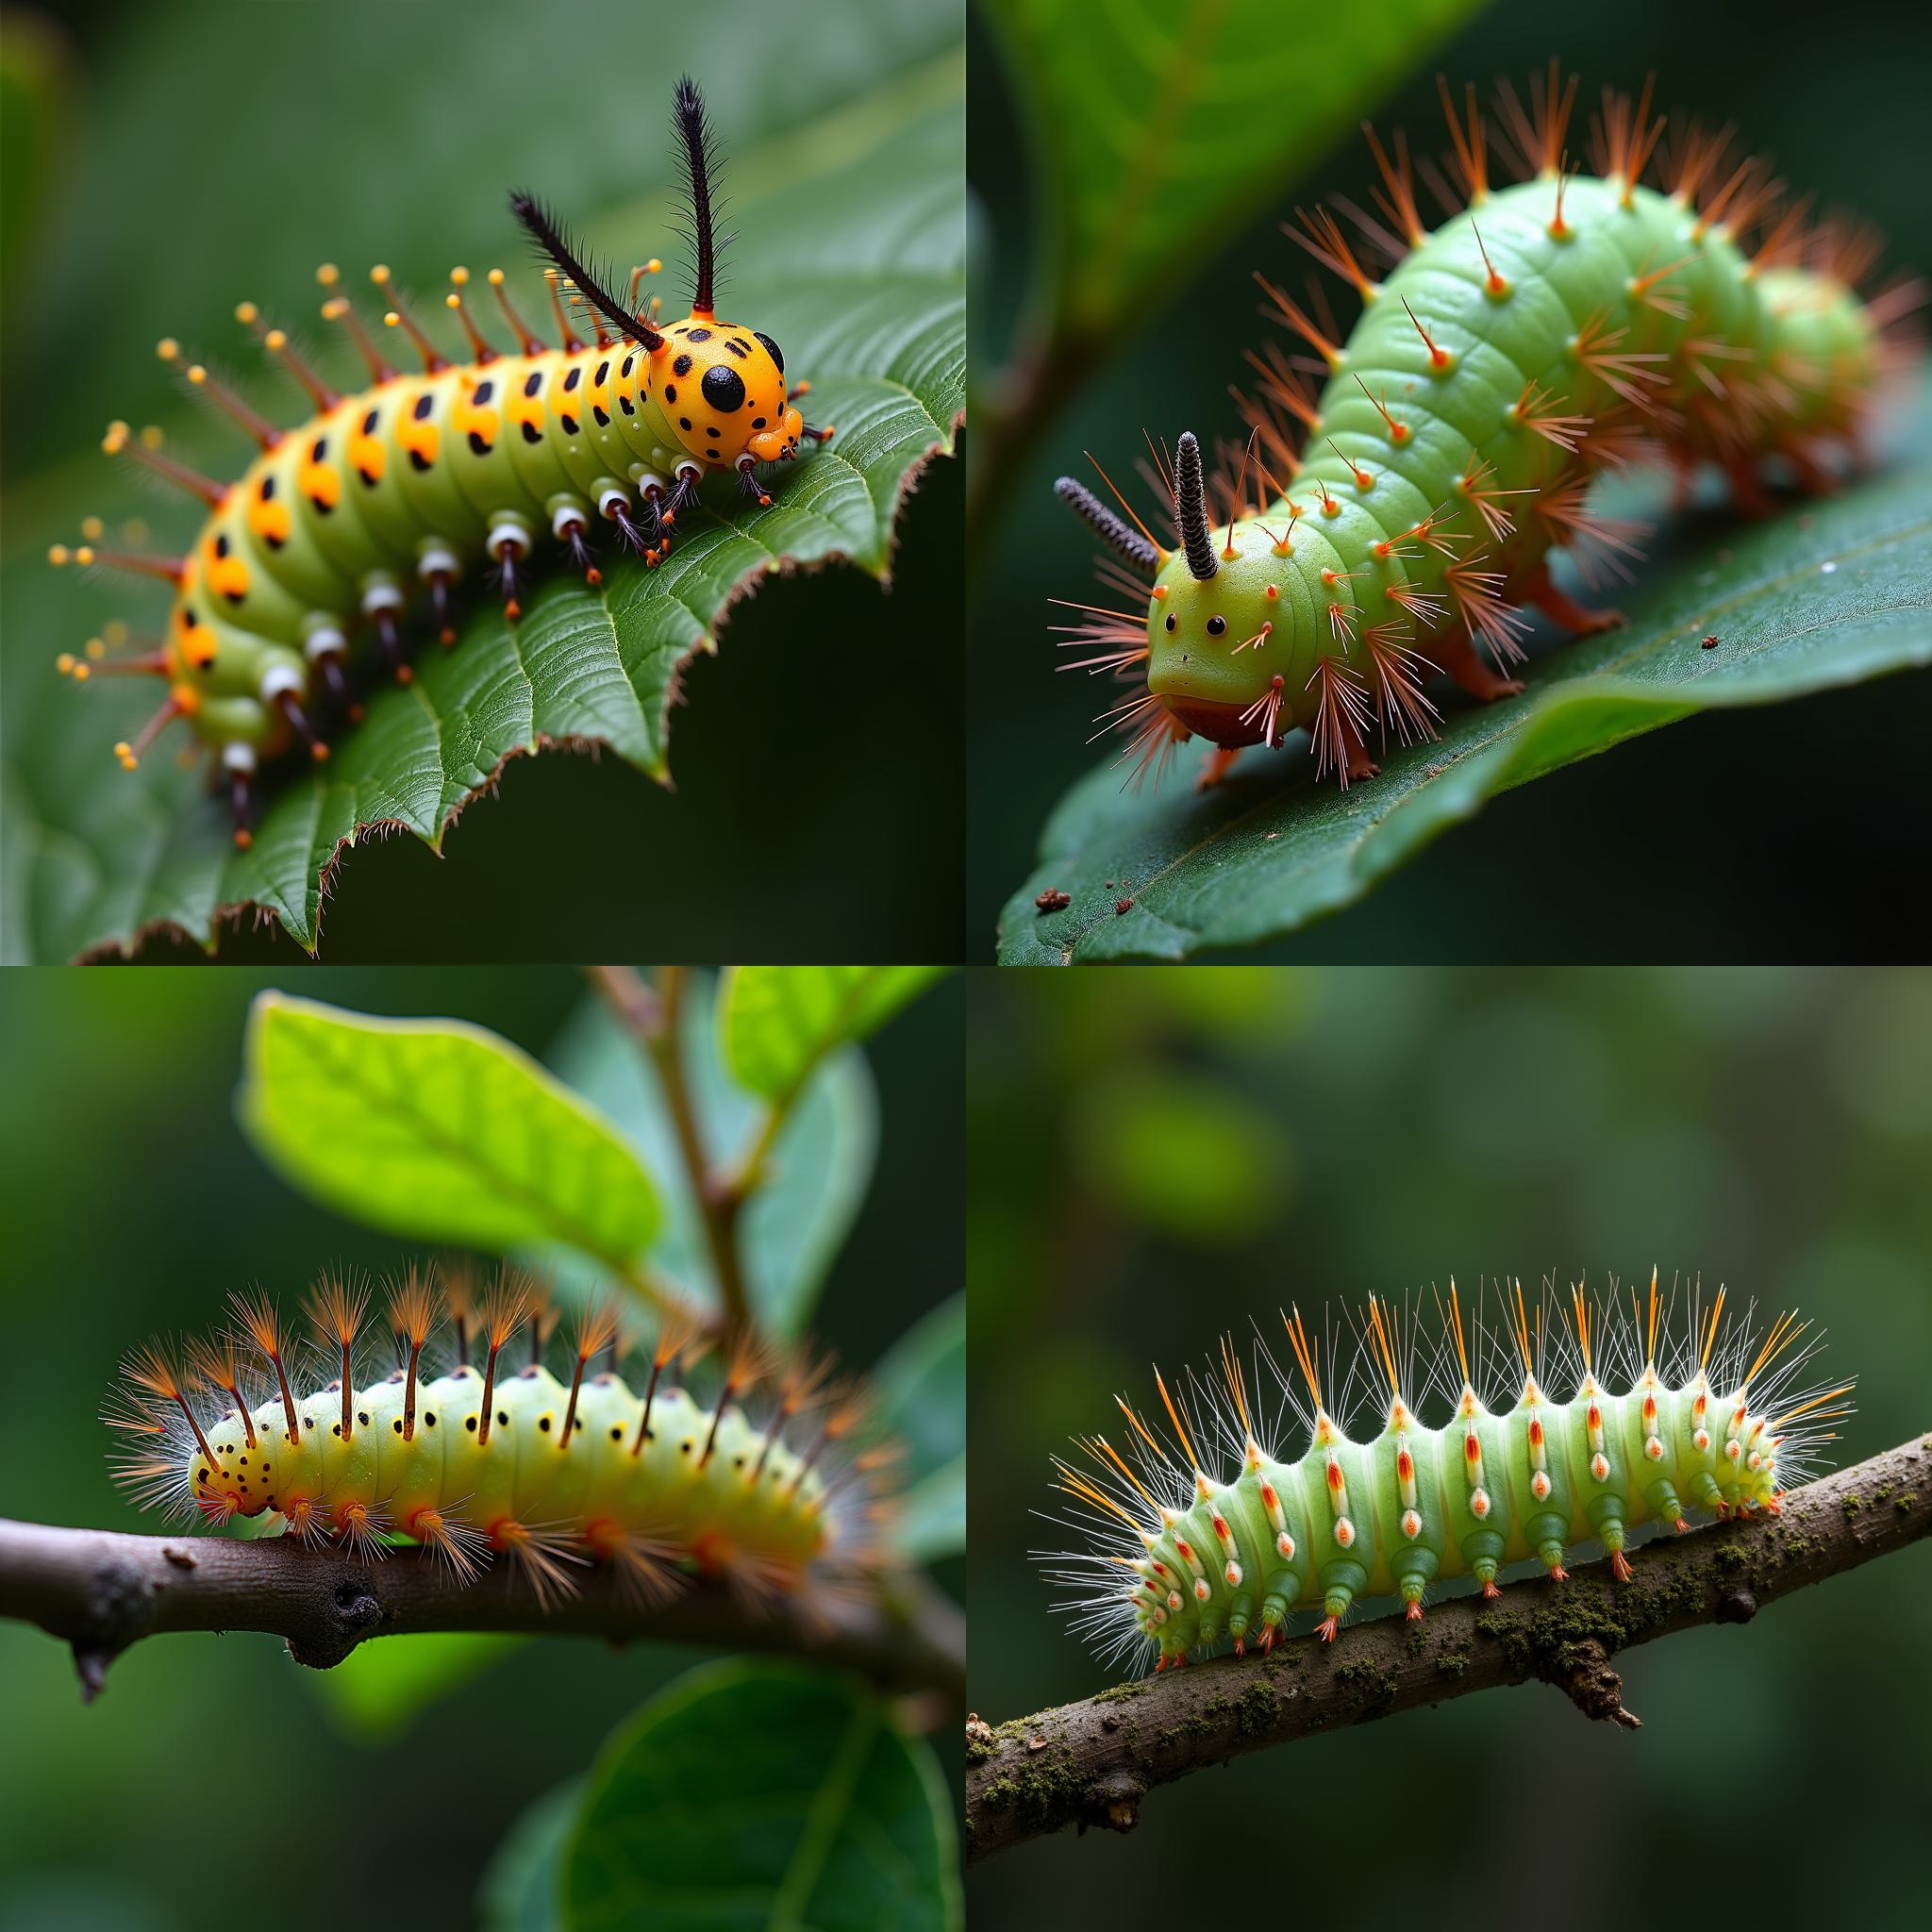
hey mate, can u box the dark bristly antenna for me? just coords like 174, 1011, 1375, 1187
1054, 477, 1162, 577
673, 75, 723, 318
1174, 430, 1219, 580
507, 192, 664, 352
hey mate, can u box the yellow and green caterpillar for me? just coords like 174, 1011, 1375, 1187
53, 77, 831, 846
1044, 1275, 1853, 1670
1055, 69, 1908, 788
108, 1265, 882, 1612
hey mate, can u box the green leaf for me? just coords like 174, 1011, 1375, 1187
1000, 408, 1932, 963
239, 992, 662, 1283
480, 1778, 580, 1932
315, 1632, 524, 1742
564, 1660, 959, 1932
1072, 1070, 1294, 1240
982, 0, 1481, 341
547, 975, 875, 1336
721, 965, 948, 1100
874, 1293, 965, 1563
3, 33, 963, 960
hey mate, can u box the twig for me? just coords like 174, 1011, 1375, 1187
966, 1430, 1932, 1863
587, 964, 751, 1328
0, 1516, 965, 1709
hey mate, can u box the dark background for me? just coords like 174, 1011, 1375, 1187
968, 0, 1932, 960
0, 965, 962, 1928
1, 0, 965, 963
966, 965, 1932, 1924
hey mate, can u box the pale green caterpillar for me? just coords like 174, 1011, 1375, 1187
1044, 1275, 1854, 1670
52, 77, 831, 847
108, 1265, 881, 1612
1054, 69, 1908, 789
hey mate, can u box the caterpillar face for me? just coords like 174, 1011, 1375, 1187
1145, 526, 1324, 746
656, 317, 801, 467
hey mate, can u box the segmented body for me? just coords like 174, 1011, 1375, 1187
168, 315, 803, 766
1056, 75, 1894, 786
1128, 1368, 1768, 1659
1046, 1283, 1852, 1671
191, 1360, 828, 1590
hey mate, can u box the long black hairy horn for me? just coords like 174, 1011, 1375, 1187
508, 192, 664, 352
1174, 431, 1218, 581
673, 75, 722, 317
1054, 478, 1160, 577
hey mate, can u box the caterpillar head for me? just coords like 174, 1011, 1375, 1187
657, 317, 801, 467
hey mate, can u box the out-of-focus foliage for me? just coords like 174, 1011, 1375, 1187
968, 965, 1932, 1923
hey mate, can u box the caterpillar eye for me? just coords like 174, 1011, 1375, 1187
1207, 615, 1226, 636
1164, 612, 1177, 632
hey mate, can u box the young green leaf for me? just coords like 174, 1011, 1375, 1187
721, 965, 948, 1100
565, 1660, 959, 1932
239, 992, 662, 1289
547, 974, 876, 1335
1001, 418, 1932, 964
874, 1292, 965, 1563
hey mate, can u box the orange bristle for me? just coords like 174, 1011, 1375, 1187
475, 1274, 533, 1446
230, 1289, 302, 1443
558, 1300, 620, 1451
442, 267, 496, 362
699, 1324, 776, 1469
386, 1264, 438, 1440
370, 264, 449, 373
485, 268, 543, 357
124, 1339, 218, 1469
186, 1331, 257, 1447
307, 1270, 370, 1442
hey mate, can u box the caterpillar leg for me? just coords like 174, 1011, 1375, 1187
1724, 454, 1776, 518
260, 666, 329, 761
1432, 625, 1524, 702
1524, 566, 1624, 638
223, 742, 257, 850
361, 581, 413, 685
488, 517, 534, 621
1195, 744, 1244, 791
552, 504, 602, 587
419, 543, 462, 645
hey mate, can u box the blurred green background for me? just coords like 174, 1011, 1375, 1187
0, 965, 962, 1929
967, 966, 1931, 1923
0, 0, 964, 962
968, 0, 1932, 958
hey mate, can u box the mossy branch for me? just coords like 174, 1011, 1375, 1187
966, 1431, 1932, 1864
0, 1516, 966, 1709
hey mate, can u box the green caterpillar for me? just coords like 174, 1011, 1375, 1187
108, 1265, 879, 1611
1043, 1276, 1853, 1669
1054, 69, 1905, 789
52, 77, 831, 846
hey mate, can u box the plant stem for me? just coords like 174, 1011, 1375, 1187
0, 1517, 965, 1710
587, 965, 751, 1329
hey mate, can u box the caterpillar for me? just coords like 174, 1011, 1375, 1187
50, 77, 833, 847
107, 1264, 885, 1612
1041, 1274, 1854, 1672
1053, 67, 1915, 790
